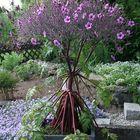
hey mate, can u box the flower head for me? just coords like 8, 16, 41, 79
111, 55, 116, 61
128, 20, 135, 27
31, 38, 37, 45
85, 22, 92, 30
108, 6, 115, 13
117, 16, 124, 24
117, 32, 125, 40
97, 13, 104, 19
116, 46, 123, 52
104, 3, 109, 9
82, 13, 87, 19
61, 6, 69, 15
53, 39, 61, 47
127, 30, 131, 35
89, 13, 95, 21
64, 16, 71, 23
43, 31, 47, 37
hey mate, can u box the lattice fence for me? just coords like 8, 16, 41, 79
0, 43, 43, 62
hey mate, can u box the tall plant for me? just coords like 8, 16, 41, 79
16, 0, 134, 134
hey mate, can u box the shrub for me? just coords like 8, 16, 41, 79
0, 68, 18, 99
94, 62, 140, 107
1, 52, 23, 71
14, 60, 39, 80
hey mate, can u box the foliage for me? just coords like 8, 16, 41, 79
0, 68, 18, 99
17, 100, 58, 140
94, 62, 140, 107
0, 68, 18, 89
101, 128, 118, 140
1, 52, 23, 71
79, 109, 93, 133
14, 60, 39, 80
64, 130, 90, 140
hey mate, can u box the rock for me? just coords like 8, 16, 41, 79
124, 103, 140, 120
95, 118, 110, 125
88, 73, 103, 84
111, 86, 133, 107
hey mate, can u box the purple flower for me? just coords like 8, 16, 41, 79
128, 20, 135, 27
76, 6, 82, 13
89, 13, 95, 21
31, 38, 37, 45
116, 46, 123, 52
111, 55, 116, 61
127, 30, 131, 35
73, 13, 78, 21
37, 9, 42, 15
117, 16, 124, 24
108, 6, 115, 13
97, 13, 104, 19
117, 32, 125, 40
61, 6, 69, 15
28, 17, 32, 23
43, 31, 47, 37
82, 13, 87, 19
104, 3, 109, 9
64, 16, 71, 23
85, 22, 92, 30
53, 39, 61, 47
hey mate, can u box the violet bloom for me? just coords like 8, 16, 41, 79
28, 17, 32, 23
117, 16, 124, 24
37, 9, 42, 15
108, 6, 115, 13
73, 13, 78, 21
111, 55, 116, 61
116, 46, 123, 53
82, 13, 87, 19
97, 13, 104, 19
85, 22, 92, 30
31, 38, 37, 45
89, 13, 95, 21
43, 31, 47, 37
64, 16, 71, 23
104, 3, 109, 9
128, 20, 135, 27
76, 6, 82, 13
53, 39, 61, 47
61, 6, 69, 15
127, 30, 131, 35
117, 32, 125, 40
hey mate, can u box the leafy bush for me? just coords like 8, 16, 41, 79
14, 60, 39, 80
94, 62, 140, 107
1, 52, 23, 71
0, 68, 18, 99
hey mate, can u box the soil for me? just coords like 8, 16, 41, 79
0, 76, 62, 100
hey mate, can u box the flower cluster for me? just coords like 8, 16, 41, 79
16, 0, 134, 49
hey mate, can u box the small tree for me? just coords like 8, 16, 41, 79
17, 0, 134, 134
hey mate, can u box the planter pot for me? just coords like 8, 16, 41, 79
45, 130, 95, 140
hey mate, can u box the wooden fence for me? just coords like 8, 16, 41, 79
0, 43, 43, 62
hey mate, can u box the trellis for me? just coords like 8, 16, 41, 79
0, 43, 43, 62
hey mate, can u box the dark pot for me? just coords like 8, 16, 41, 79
45, 130, 95, 140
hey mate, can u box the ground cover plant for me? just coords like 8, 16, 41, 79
16, 0, 135, 138
94, 62, 140, 107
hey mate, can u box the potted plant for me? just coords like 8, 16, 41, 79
16, 0, 134, 139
